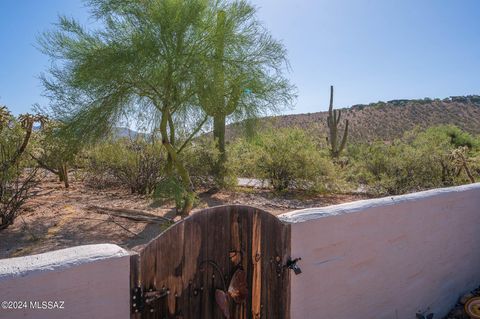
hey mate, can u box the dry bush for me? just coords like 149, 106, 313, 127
0, 170, 38, 230
229, 128, 335, 192
85, 138, 166, 195
346, 125, 479, 195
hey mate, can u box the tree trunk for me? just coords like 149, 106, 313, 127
1, 121, 33, 175
213, 113, 227, 186
62, 163, 69, 188
165, 114, 175, 176
464, 164, 476, 183
58, 167, 64, 182
58, 163, 69, 188
160, 110, 194, 217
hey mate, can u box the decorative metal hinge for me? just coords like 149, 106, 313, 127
131, 286, 170, 313
285, 257, 302, 275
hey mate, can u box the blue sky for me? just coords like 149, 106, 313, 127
1, 0, 480, 115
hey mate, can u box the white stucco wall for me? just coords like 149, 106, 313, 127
280, 183, 480, 319
0, 244, 131, 319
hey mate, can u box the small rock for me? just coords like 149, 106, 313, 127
461, 293, 474, 305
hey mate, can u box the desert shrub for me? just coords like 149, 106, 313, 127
177, 137, 239, 189
0, 108, 39, 230
347, 125, 478, 195
413, 125, 478, 183
153, 175, 199, 213
348, 141, 439, 195
180, 137, 220, 188
229, 128, 335, 192
471, 152, 480, 177
406, 125, 477, 152
154, 176, 189, 210
86, 137, 166, 195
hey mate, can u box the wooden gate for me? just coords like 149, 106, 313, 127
130, 205, 291, 319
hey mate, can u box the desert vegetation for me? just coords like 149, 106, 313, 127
3, 99, 479, 234
224, 96, 480, 143
345, 125, 478, 195
37, 0, 295, 216
0, 108, 42, 230
0, 0, 479, 239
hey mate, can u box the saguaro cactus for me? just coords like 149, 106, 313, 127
326, 86, 349, 158
0, 110, 44, 174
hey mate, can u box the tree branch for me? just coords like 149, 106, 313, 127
177, 115, 209, 154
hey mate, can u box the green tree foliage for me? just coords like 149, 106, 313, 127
229, 128, 334, 192
39, 0, 216, 216
197, 2, 296, 186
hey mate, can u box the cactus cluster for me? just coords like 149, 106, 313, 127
326, 86, 349, 158
18, 113, 47, 130
0, 107, 43, 230
450, 146, 475, 183
0, 106, 12, 131
0, 110, 45, 175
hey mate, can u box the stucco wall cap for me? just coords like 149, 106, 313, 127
0, 244, 129, 280
279, 182, 480, 224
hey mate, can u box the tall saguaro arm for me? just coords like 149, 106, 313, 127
326, 86, 349, 158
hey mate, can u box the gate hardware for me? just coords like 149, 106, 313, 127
285, 257, 302, 275
131, 286, 169, 313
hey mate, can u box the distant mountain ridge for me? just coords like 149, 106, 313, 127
113, 127, 142, 139
225, 95, 480, 142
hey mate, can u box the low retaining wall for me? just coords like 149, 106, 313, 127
1, 184, 478, 319
0, 244, 130, 319
280, 183, 480, 319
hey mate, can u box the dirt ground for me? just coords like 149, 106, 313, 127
0, 172, 370, 259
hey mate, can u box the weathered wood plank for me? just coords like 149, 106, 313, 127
251, 211, 262, 319
230, 207, 247, 319
133, 205, 291, 319
130, 253, 141, 319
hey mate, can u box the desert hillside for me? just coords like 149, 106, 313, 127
226, 95, 480, 142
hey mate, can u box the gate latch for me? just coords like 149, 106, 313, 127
284, 257, 302, 275
132, 287, 170, 313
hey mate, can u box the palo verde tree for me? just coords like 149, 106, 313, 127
39, 0, 214, 216
197, 1, 295, 187
326, 86, 349, 158
30, 118, 77, 188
